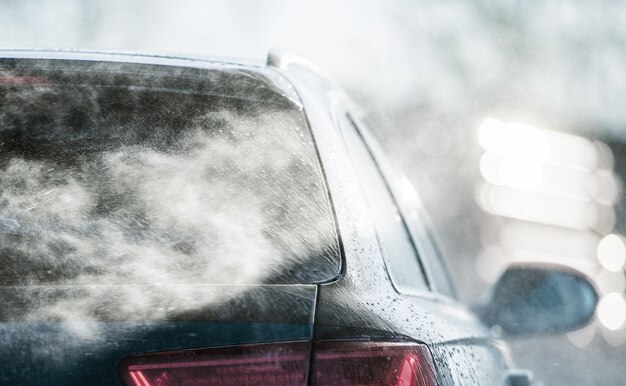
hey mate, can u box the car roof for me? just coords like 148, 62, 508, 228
0, 49, 304, 107
0, 49, 263, 69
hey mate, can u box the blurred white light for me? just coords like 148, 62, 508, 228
478, 118, 550, 162
478, 118, 601, 171
498, 157, 543, 190
478, 183, 614, 232
593, 170, 621, 206
567, 322, 595, 348
590, 204, 617, 235
497, 222, 599, 262
478, 118, 504, 152
479, 153, 503, 185
481, 152, 615, 202
597, 293, 626, 331
597, 269, 626, 295
597, 234, 626, 272
545, 132, 599, 172
594, 140, 616, 170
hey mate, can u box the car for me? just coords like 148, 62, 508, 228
0, 49, 598, 386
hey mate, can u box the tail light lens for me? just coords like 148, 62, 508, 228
118, 342, 310, 386
313, 341, 437, 386
119, 341, 437, 386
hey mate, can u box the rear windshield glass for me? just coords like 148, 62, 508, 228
0, 59, 341, 287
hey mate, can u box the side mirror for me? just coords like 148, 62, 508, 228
477, 264, 598, 336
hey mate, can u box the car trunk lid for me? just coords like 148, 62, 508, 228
0, 284, 316, 385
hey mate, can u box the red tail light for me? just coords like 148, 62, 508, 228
118, 341, 437, 386
313, 341, 437, 386
118, 342, 310, 386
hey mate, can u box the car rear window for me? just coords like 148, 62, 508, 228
0, 58, 341, 286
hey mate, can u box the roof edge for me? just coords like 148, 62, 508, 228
0, 48, 264, 69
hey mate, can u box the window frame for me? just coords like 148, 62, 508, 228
341, 112, 456, 298
337, 112, 432, 294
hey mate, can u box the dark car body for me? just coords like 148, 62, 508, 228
0, 50, 513, 385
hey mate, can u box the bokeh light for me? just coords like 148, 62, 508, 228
597, 293, 626, 331
597, 234, 626, 273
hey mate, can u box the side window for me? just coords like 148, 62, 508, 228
339, 114, 429, 293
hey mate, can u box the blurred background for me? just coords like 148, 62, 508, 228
1, 0, 625, 384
